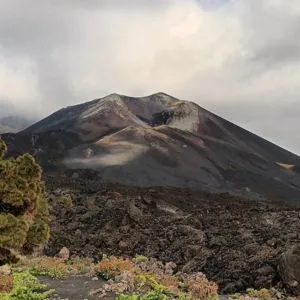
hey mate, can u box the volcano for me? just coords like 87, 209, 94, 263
2, 93, 300, 203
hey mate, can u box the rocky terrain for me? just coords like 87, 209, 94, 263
1, 93, 299, 296
44, 172, 300, 295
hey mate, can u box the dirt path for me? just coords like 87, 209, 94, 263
39, 275, 115, 300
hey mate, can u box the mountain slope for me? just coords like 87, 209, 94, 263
2, 93, 300, 203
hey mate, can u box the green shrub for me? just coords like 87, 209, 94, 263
0, 270, 53, 300
0, 138, 50, 263
228, 288, 276, 300
117, 290, 191, 300
246, 288, 274, 299
117, 291, 171, 300
67, 256, 94, 274
133, 255, 149, 264
56, 194, 73, 210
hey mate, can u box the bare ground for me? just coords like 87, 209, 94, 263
39, 275, 114, 300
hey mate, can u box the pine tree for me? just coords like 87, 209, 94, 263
0, 138, 50, 264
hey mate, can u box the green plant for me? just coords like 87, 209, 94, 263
133, 255, 149, 264
15, 255, 96, 279
136, 273, 167, 293
228, 288, 276, 300
56, 194, 73, 210
178, 296, 191, 300
117, 290, 192, 300
0, 270, 53, 300
117, 290, 170, 300
67, 256, 94, 274
246, 288, 275, 299
0, 139, 50, 264
116, 267, 190, 299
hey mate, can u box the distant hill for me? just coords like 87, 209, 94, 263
0, 124, 18, 134
0, 116, 33, 133
2, 93, 300, 203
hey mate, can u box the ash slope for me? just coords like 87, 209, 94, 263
3, 93, 300, 203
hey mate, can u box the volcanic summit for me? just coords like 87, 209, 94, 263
2, 93, 300, 203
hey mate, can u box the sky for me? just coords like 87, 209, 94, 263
0, 0, 300, 154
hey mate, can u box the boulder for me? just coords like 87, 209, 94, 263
278, 245, 300, 295
57, 246, 70, 261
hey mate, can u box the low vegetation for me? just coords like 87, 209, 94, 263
0, 252, 296, 299
228, 288, 276, 300
15, 255, 94, 279
94, 254, 219, 299
2, 254, 219, 299
0, 270, 53, 300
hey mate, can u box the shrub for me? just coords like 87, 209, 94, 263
28, 257, 69, 279
67, 256, 94, 275
135, 273, 168, 294
228, 288, 276, 300
117, 290, 179, 300
182, 273, 218, 300
96, 255, 135, 280
246, 288, 275, 300
117, 278, 179, 300
0, 139, 50, 264
16, 255, 96, 279
133, 255, 149, 264
0, 270, 53, 300
56, 194, 73, 210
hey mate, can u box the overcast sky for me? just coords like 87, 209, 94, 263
0, 0, 300, 154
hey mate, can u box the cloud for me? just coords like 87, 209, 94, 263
0, 0, 300, 154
